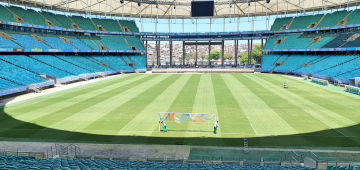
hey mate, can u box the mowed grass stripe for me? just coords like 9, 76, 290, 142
42, 75, 174, 132
0, 75, 158, 138
12, 75, 148, 122
265, 75, 360, 123
192, 75, 218, 114
235, 74, 334, 135
211, 74, 254, 136
28, 74, 172, 139
74, 74, 181, 137
185, 75, 218, 136
164, 75, 201, 137
0, 75, 147, 129
121, 74, 192, 136
222, 74, 297, 135
2, 74, 134, 113
245, 74, 356, 137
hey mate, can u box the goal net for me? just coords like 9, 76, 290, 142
158, 112, 216, 132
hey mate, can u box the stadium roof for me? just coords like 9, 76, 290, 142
4, 0, 360, 19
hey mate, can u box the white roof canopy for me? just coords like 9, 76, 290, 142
3, 0, 360, 19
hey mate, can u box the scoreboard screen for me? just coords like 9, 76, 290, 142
191, 1, 214, 18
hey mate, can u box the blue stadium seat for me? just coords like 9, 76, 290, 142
41, 36, 75, 49
9, 34, 49, 49
0, 58, 45, 86
0, 155, 320, 170
0, 55, 70, 78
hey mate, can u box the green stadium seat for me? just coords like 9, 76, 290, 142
290, 14, 324, 30
317, 10, 350, 28
345, 9, 360, 25
7, 6, 45, 26
270, 17, 293, 31
70, 16, 97, 30
0, 5, 16, 22
92, 18, 122, 32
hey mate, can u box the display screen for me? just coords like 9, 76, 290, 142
191, 1, 214, 18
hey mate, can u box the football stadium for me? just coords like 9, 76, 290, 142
1, 0, 360, 169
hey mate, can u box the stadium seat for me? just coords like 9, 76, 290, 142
0, 155, 319, 170
270, 17, 293, 31
0, 58, 45, 86
40, 12, 66, 28
262, 54, 360, 84
90, 56, 133, 72
68, 38, 93, 50
276, 34, 312, 49
30, 55, 91, 76
92, 18, 122, 32
289, 14, 324, 30
126, 36, 145, 50
322, 33, 356, 48
0, 5, 16, 22
0, 77, 20, 90
69, 16, 97, 31
119, 20, 140, 33
48, 13, 74, 29
7, 6, 45, 26
0, 55, 70, 78
40, 36, 75, 49
316, 10, 350, 28
9, 34, 49, 49
0, 36, 21, 48
99, 36, 130, 50
55, 55, 113, 73
344, 9, 360, 25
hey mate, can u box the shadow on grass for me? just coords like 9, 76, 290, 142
1, 101, 360, 147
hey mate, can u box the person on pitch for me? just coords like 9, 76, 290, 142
162, 121, 168, 132
214, 121, 218, 134
284, 82, 288, 89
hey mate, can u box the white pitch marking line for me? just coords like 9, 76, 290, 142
119, 120, 133, 132
250, 123, 258, 135
303, 110, 348, 138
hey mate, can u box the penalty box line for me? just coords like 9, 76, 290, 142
303, 110, 349, 138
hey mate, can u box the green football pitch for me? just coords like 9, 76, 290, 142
1, 73, 360, 148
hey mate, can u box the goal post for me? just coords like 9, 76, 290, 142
158, 112, 216, 132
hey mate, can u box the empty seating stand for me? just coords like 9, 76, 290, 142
0, 5, 140, 33
270, 17, 293, 31
0, 155, 318, 170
